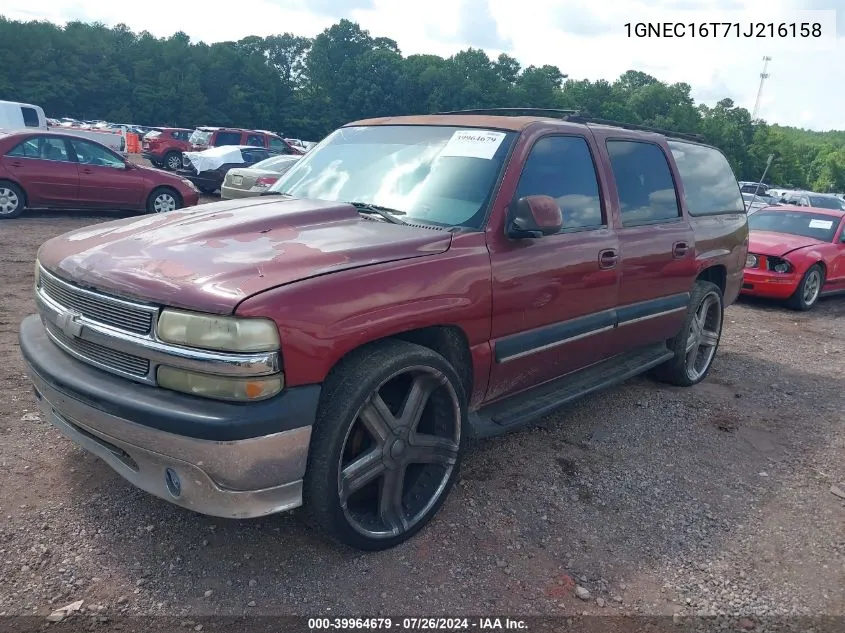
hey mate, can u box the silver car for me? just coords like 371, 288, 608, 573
220, 155, 301, 200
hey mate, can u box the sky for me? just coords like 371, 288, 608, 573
3, 0, 844, 131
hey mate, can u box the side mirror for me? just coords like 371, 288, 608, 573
505, 195, 562, 239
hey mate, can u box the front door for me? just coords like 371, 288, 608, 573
597, 137, 696, 353
1, 135, 79, 206
485, 132, 620, 403
67, 138, 143, 209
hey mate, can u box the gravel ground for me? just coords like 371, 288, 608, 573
0, 203, 843, 632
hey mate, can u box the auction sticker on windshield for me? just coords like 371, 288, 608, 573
440, 130, 506, 160
809, 219, 833, 229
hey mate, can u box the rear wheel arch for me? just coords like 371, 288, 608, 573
695, 264, 727, 296
0, 179, 27, 218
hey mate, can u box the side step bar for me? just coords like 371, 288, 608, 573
468, 343, 674, 438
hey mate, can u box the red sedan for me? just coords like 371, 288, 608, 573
742, 205, 845, 310
0, 130, 199, 219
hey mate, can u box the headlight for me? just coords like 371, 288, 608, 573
768, 257, 792, 273
157, 309, 280, 352
157, 366, 283, 401
745, 254, 758, 268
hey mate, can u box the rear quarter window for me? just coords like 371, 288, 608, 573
21, 107, 40, 127
668, 140, 745, 216
214, 131, 243, 146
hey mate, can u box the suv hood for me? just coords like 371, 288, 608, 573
38, 197, 452, 313
748, 230, 823, 257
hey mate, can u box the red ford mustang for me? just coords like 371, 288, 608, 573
0, 130, 199, 219
741, 205, 845, 310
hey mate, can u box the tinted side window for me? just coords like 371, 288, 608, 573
214, 131, 243, 146
269, 137, 288, 153
607, 140, 680, 225
21, 107, 40, 127
69, 139, 124, 168
242, 149, 270, 163
7, 137, 71, 161
246, 134, 264, 147
668, 140, 744, 216
514, 135, 604, 229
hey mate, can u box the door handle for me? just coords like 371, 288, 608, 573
81, 168, 93, 174
9, 161, 22, 168
672, 241, 689, 258
598, 248, 619, 269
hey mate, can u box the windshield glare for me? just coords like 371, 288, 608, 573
749, 210, 839, 242
267, 125, 515, 228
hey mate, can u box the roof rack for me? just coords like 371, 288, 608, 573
434, 108, 581, 120
565, 115, 706, 142
432, 108, 705, 142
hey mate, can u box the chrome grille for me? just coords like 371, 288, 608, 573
39, 270, 154, 335
45, 321, 150, 378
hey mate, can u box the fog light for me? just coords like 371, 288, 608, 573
165, 468, 181, 498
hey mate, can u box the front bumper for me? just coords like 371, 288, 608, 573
740, 268, 800, 299
19, 315, 321, 519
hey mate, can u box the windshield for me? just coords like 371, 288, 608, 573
808, 195, 845, 210
144, 130, 161, 139
252, 155, 300, 172
267, 125, 516, 228
749, 210, 840, 242
189, 129, 212, 145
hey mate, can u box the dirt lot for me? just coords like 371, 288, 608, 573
0, 206, 843, 629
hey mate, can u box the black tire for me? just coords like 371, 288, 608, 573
163, 152, 182, 171
787, 264, 824, 311
145, 187, 181, 214
302, 339, 467, 550
198, 185, 216, 195
0, 180, 25, 219
652, 280, 724, 387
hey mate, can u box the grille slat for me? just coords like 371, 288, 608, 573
46, 322, 150, 377
40, 273, 154, 335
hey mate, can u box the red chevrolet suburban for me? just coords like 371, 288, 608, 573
19, 110, 748, 550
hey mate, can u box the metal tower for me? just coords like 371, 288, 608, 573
752, 56, 772, 120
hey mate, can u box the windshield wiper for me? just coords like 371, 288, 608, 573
349, 201, 408, 225
260, 191, 294, 197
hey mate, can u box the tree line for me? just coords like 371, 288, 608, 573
1, 16, 844, 191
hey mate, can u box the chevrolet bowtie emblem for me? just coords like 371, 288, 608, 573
55, 309, 84, 339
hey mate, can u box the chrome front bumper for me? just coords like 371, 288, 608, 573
20, 313, 320, 520
29, 366, 311, 519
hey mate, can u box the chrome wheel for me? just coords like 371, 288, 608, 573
166, 154, 181, 170
338, 365, 461, 540
0, 187, 20, 215
684, 290, 722, 382
802, 269, 821, 306
152, 192, 177, 213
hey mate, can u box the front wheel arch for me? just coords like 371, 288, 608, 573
302, 338, 468, 550
145, 186, 182, 214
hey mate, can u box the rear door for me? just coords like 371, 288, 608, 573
593, 134, 696, 353
1, 135, 79, 205
486, 130, 620, 402
67, 138, 144, 209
